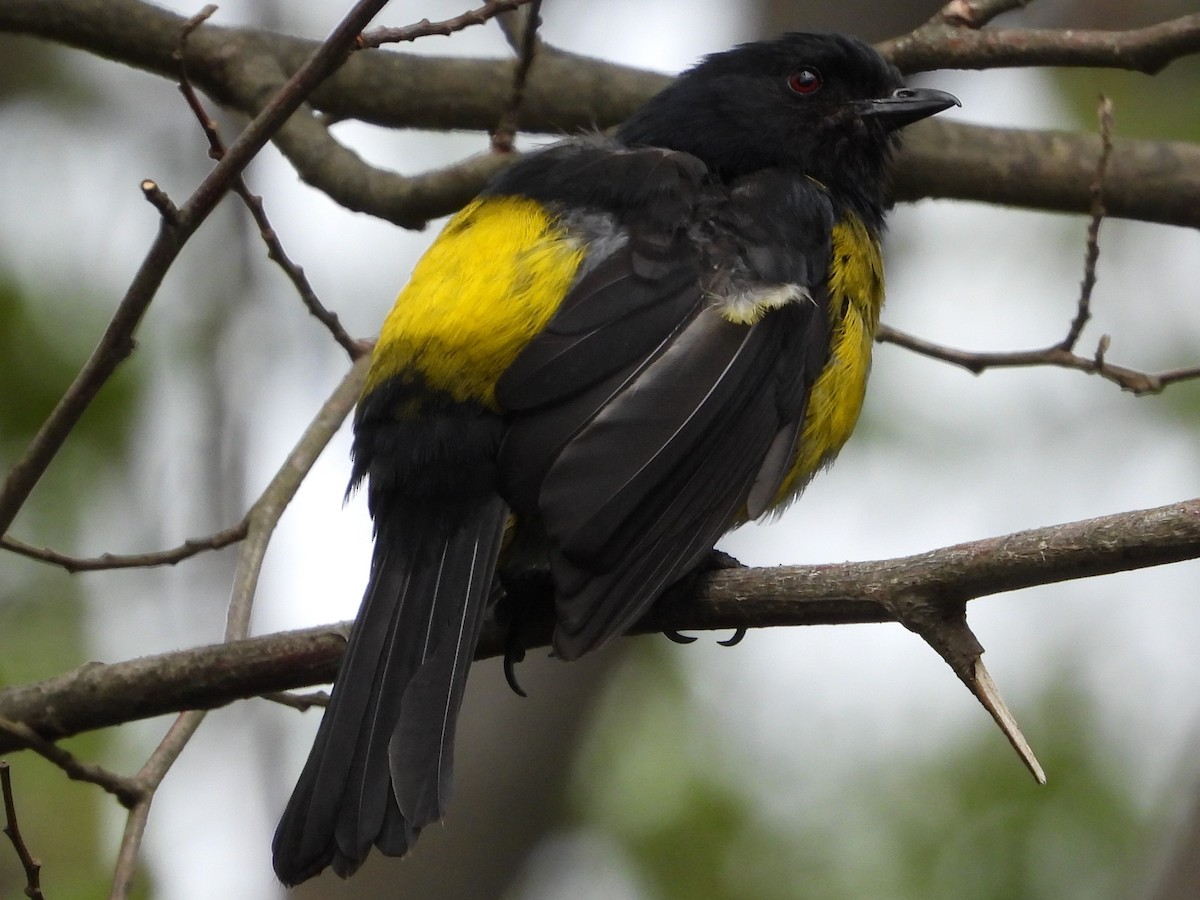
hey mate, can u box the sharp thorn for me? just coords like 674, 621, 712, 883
969, 657, 1046, 784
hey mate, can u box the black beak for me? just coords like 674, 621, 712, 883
857, 87, 960, 130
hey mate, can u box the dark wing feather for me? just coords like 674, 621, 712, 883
497, 253, 700, 413
540, 309, 761, 566
272, 497, 506, 882
544, 304, 818, 658
273, 381, 508, 884
498, 163, 838, 660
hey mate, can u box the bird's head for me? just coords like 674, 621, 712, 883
616, 32, 958, 224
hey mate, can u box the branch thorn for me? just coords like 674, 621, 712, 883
880, 591, 1044, 783
968, 657, 1046, 783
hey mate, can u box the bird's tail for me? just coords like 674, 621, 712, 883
272, 494, 507, 884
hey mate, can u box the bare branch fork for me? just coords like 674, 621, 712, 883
174, 6, 369, 362
0, 0, 393, 541
1, 761, 45, 900
879, 94, 1200, 395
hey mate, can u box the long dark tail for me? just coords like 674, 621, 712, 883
272, 495, 507, 884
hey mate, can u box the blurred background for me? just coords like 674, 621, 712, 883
1, 0, 1199, 897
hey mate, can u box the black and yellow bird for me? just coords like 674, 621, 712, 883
272, 32, 957, 884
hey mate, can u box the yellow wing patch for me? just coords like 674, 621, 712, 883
364, 196, 586, 407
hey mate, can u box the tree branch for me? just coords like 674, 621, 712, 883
0, 498, 1195, 757
0, 762, 45, 900
882, 10, 1200, 75
876, 324, 1200, 395
0, 0, 662, 134
0, 523, 249, 573
0, 0, 388, 538
5, 0, 1200, 230
894, 120, 1200, 230
174, 8, 366, 361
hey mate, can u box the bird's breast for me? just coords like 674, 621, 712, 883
772, 213, 884, 509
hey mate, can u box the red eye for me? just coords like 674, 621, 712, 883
787, 68, 822, 95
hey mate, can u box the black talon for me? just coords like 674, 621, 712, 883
503, 642, 528, 698
663, 629, 698, 645
656, 551, 746, 647
497, 571, 541, 699
717, 627, 747, 647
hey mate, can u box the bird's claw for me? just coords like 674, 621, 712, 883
503, 641, 528, 698
662, 627, 746, 647
717, 627, 746, 647
663, 629, 698, 645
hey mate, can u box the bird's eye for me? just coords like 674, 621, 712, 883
787, 68, 823, 95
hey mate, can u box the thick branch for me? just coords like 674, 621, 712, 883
0, 0, 663, 134
895, 120, 1200, 230
0, 498, 1195, 756
5, 0, 1200, 230
882, 12, 1200, 75
200, 118, 1200, 231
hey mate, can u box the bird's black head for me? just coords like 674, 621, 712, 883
616, 32, 958, 227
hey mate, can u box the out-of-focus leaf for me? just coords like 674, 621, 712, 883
1054, 58, 1200, 143
0, 35, 101, 109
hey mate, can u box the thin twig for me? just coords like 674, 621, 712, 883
1061, 95, 1114, 352
0, 0, 389, 538
104, 355, 368, 895
0, 717, 140, 807
86, 4, 392, 893
1, 521, 248, 573
877, 325, 1200, 395
174, 8, 365, 361
138, 179, 180, 224
225, 355, 369, 641
110, 796, 152, 900
110, 711, 205, 900
1, 761, 46, 900
361, 0, 538, 48
491, 0, 543, 153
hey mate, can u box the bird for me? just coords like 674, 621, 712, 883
272, 31, 958, 885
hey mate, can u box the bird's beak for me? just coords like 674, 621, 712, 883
857, 87, 960, 129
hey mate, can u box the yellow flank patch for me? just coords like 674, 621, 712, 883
771, 213, 884, 509
363, 196, 586, 407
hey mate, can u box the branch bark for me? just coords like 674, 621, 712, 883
882, 11, 1200, 74
896, 120, 1200, 231
5, 0, 1200, 229
1, 498, 1195, 757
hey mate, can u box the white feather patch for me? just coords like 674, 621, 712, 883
716, 283, 812, 325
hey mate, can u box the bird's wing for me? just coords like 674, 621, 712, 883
497, 161, 836, 658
